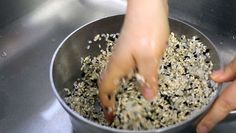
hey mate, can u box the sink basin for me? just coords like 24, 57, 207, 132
0, 0, 235, 132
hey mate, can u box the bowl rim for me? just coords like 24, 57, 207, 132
49, 14, 222, 132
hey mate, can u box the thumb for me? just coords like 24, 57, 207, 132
211, 58, 236, 83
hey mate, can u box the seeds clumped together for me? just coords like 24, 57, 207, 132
65, 32, 217, 130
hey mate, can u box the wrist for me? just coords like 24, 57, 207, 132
124, 0, 168, 30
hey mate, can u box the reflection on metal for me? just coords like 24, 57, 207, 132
0, 0, 235, 133
41, 100, 61, 120
1, 51, 7, 57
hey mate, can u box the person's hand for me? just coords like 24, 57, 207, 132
197, 57, 236, 133
98, 0, 169, 122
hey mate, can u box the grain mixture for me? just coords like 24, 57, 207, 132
64, 32, 217, 130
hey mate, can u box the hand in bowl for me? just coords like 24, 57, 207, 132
98, 0, 169, 122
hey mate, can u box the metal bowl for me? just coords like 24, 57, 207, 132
50, 15, 222, 133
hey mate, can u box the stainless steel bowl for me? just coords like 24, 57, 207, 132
50, 15, 234, 133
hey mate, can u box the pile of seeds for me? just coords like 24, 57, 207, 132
64, 32, 217, 130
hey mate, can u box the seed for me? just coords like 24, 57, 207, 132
86, 45, 90, 50
64, 32, 217, 130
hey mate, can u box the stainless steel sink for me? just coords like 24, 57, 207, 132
0, 0, 235, 133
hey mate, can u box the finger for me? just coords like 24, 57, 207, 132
132, 31, 168, 101
134, 50, 160, 101
211, 58, 236, 83
99, 44, 135, 122
163, 0, 169, 16
197, 80, 236, 133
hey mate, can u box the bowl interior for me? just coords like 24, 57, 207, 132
50, 15, 221, 130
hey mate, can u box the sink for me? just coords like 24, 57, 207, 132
0, 0, 235, 132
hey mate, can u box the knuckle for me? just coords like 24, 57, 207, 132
139, 50, 156, 59
135, 44, 156, 57
216, 98, 233, 114
200, 119, 214, 130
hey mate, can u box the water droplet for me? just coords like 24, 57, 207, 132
219, 41, 223, 45
1, 51, 7, 57
233, 35, 236, 40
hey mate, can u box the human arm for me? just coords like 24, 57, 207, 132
98, 0, 169, 122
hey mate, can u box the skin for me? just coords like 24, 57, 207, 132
98, 0, 236, 132
99, 0, 169, 122
197, 58, 236, 133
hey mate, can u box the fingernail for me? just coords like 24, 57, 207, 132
143, 87, 155, 101
197, 126, 208, 133
104, 107, 115, 123
211, 69, 224, 79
